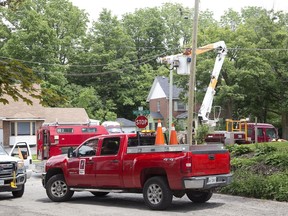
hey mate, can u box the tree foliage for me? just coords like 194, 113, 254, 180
1, 1, 288, 137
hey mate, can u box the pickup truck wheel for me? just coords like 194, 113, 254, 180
12, 185, 24, 198
143, 176, 173, 210
186, 190, 213, 203
91, 192, 109, 197
46, 174, 74, 202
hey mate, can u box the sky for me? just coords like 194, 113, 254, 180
70, 0, 288, 22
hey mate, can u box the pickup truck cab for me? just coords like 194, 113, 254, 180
0, 145, 27, 197
42, 132, 232, 210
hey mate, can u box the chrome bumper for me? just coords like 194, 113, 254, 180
183, 173, 233, 189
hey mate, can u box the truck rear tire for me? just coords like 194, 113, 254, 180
46, 174, 74, 202
143, 176, 173, 210
12, 185, 25, 198
186, 190, 213, 203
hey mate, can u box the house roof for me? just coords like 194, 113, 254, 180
146, 76, 183, 102
150, 111, 164, 120
116, 118, 136, 127
0, 89, 45, 119
0, 85, 90, 124
44, 108, 89, 124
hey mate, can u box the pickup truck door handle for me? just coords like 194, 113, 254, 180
112, 159, 119, 163
86, 161, 94, 164
86, 157, 94, 164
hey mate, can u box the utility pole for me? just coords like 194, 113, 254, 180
187, 0, 200, 145
169, 66, 173, 141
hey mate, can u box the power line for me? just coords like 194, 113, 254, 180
0, 47, 287, 68
0, 50, 170, 67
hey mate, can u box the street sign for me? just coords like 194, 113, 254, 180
135, 115, 148, 128
133, 110, 150, 115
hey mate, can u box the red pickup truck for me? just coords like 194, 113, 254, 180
42, 132, 232, 210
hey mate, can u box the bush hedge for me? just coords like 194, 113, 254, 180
218, 142, 288, 202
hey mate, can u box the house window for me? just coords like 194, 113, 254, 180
174, 101, 186, 111
157, 101, 160, 112
149, 123, 153, 130
10, 121, 36, 136
10, 122, 15, 136
18, 122, 30, 135
154, 122, 158, 130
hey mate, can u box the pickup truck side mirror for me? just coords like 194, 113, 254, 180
67, 147, 74, 158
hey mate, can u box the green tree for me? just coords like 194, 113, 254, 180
1, 0, 88, 106
68, 9, 145, 119
0, 1, 42, 104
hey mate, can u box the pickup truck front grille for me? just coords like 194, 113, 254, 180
0, 162, 16, 178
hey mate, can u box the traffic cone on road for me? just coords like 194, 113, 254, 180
155, 120, 165, 145
169, 123, 179, 145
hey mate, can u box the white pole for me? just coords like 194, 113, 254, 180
169, 66, 173, 141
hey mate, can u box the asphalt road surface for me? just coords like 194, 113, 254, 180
0, 173, 287, 216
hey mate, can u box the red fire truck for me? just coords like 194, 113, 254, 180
36, 123, 108, 161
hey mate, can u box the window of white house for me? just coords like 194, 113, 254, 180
157, 101, 160, 112
174, 101, 186, 111
10, 121, 36, 136
10, 122, 15, 136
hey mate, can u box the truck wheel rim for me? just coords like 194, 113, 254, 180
51, 180, 68, 197
147, 183, 162, 204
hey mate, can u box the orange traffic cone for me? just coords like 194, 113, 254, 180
155, 120, 165, 145
169, 123, 179, 145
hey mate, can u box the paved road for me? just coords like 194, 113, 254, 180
0, 173, 287, 216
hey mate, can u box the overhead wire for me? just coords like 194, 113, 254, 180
1, 47, 287, 77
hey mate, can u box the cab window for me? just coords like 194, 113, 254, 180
266, 128, 276, 139
78, 139, 98, 156
100, 137, 120, 155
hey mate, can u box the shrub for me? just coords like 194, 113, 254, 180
231, 157, 257, 170
195, 124, 209, 144
225, 144, 236, 153
265, 153, 288, 169
220, 141, 288, 201
231, 145, 253, 156
263, 172, 288, 201
219, 170, 266, 198
255, 144, 277, 156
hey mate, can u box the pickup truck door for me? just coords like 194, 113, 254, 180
66, 139, 98, 187
9, 142, 33, 179
95, 137, 123, 187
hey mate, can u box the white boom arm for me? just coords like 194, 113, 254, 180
197, 41, 227, 125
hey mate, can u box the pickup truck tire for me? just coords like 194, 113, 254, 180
46, 174, 74, 202
91, 192, 109, 197
186, 190, 213, 203
143, 176, 173, 210
12, 185, 25, 198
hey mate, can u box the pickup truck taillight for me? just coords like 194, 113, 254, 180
181, 157, 192, 173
